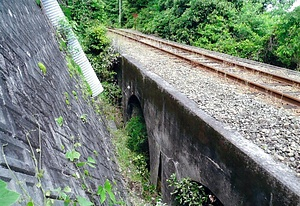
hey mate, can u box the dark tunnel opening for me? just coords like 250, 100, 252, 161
126, 95, 150, 171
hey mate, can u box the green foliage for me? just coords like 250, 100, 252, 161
64, 92, 70, 105
35, 0, 41, 7
110, 115, 158, 202
65, 149, 81, 162
53, 186, 71, 202
0, 180, 20, 206
112, 125, 158, 203
118, 0, 298, 69
60, 0, 107, 33
56, 19, 95, 100
273, 7, 300, 69
167, 174, 208, 206
125, 116, 148, 154
72, 90, 78, 100
55, 116, 64, 127
84, 25, 110, 55
76, 196, 93, 206
60, 0, 121, 104
38, 62, 47, 75
97, 180, 117, 205
76, 156, 96, 168
80, 114, 88, 123
66, 55, 83, 77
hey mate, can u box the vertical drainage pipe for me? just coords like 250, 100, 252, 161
41, 0, 103, 97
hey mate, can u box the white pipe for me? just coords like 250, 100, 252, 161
41, 0, 103, 97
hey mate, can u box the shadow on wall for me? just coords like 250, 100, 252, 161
126, 95, 143, 120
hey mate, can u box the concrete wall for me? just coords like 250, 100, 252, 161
0, 0, 126, 205
120, 55, 300, 205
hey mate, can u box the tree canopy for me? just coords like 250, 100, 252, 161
59, 0, 299, 70
104, 0, 299, 70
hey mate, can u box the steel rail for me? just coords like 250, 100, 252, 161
116, 29, 300, 88
108, 29, 300, 107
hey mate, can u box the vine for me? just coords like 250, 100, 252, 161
167, 174, 222, 206
1, 144, 32, 204
0, 179, 20, 205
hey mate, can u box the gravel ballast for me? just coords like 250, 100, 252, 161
108, 32, 300, 177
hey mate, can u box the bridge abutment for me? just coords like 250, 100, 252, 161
119, 54, 300, 205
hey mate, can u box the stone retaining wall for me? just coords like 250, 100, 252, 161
0, 0, 126, 204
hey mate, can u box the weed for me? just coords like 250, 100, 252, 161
111, 128, 158, 203
93, 150, 98, 156
38, 62, 47, 75
76, 156, 96, 168
55, 116, 64, 127
167, 174, 209, 206
97, 179, 124, 205
72, 90, 78, 100
65, 149, 81, 162
0, 179, 20, 205
59, 38, 68, 52
64, 92, 70, 105
62, 138, 123, 205
76, 196, 93, 205
80, 114, 88, 123
35, 0, 41, 7
125, 116, 148, 155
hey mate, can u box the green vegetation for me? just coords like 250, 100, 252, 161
38, 62, 47, 75
60, 0, 121, 105
167, 174, 207, 205
64, 92, 70, 105
0, 180, 20, 206
97, 179, 120, 205
2, 114, 124, 205
61, 137, 123, 205
55, 116, 64, 127
107, 0, 299, 70
167, 174, 220, 206
65, 148, 81, 162
112, 123, 158, 204
35, 0, 41, 8
126, 116, 148, 155
72, 90, 78, 100
80, 114, 88, 123
272, 6, 300, 69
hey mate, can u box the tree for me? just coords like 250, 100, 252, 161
273, 6, 300, 69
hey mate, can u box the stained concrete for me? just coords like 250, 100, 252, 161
0, 0, 126, 205
120, 54, 300, 205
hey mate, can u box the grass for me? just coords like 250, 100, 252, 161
111, 129, 157, 205
97, 97, 159, 205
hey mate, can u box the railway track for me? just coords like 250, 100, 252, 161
108, 28, 300, 107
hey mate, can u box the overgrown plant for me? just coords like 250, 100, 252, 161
60, 135, 124, 205
97, 179, 123, 205
35, 0, 41, 8
0, 179, 20, 205
38, 62, 47, 75
113, 115, 158, 201
125, 116, 148, 155
55, 116, 64, 127
60, 1, 121, 105
167, 174, 208, 206
111, 127, 158, 204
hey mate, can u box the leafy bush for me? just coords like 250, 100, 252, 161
167, 174, 208, 206
117, 0, 298, 69
83, 24, 111, 55
273, 6, 300, 69
60, 0, 121, 104
125, 116, 148, 155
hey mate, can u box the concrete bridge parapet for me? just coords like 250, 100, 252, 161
120, 55, 300, 205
